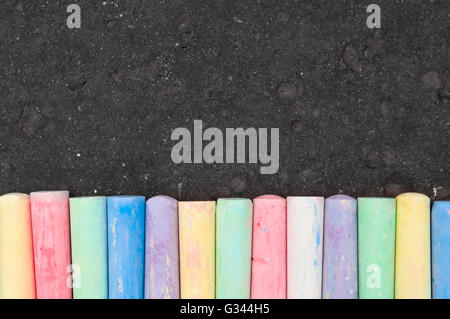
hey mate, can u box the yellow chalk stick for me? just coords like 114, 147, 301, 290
395, 193, 431, 299
179, 201, 216, 299
0, 193, 36, 299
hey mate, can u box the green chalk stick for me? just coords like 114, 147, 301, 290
358, 198, 396, 299
69, 197, 108, 299
216, 198, 253, 299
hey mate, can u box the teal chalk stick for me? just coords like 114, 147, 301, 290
358, 198, 396, 299
69, 197, 108, 299
216, 198, 253, 299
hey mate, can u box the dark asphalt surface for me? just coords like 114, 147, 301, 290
0, 1, 448, 200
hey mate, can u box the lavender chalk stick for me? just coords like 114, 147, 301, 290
323, 195, 358, 299
145, 196, 180, 299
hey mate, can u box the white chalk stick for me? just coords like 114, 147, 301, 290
287, 197, 324, 299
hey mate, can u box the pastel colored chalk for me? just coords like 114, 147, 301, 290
107, 196, 146, 299
431, 201, 450, 299
216, 198, 253, 299
322, 195, 358, 299
178, 201, 216, 299
395, 193, 431, 299
251, 195, 287, 299
69, 197, 108, 299
30, 191, 72, 299
145, 196, 180, 299
287, 197, 324, 299
358, 198, 396, 299
0, 193, 36, 299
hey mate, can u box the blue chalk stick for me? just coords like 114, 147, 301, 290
107, 196, 146, 299
432, 201, 450, 299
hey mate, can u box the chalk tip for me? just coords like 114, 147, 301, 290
0, 192, 29, 201
326, 194, 355, 201
0, 193, 30, 210
254, 194, 285, 201
357, 197, 396, 202
178, 200, 215, 206
217, 198, 251, 203
432, 200, 450, 210
287, 196, 324, 201
178, 201, 217, 213
146, 195, 178, 205
217, 198, 252, 210
396, 192, 429, 201
107, 195, 145, 201
30, 190, 69, 200
69, 196, 107, 203
108, 195, 145, 199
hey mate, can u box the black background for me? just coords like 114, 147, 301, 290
0, 1, 448, 200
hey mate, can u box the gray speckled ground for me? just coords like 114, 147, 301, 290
0, 1, 448, 200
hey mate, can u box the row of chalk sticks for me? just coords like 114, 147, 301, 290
0, 191, 448, 299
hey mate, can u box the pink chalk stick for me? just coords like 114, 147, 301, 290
30, 191, 72, 299
251, 195, 287, 299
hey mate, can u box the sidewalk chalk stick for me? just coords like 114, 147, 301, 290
107, 196, 145, 299
395, 193, 431, 299
358, 198, 396, 299
179, 201, 216, 299
30, 191, 72, 299
216, 198, 253, 299
287, 197, 324, 299
145, 196, 180, 299
69, 197, 108, 299
0, 193, 36, 299
431, 201, 450, 299
251, 195, 287, 299
322, 195, 358, 299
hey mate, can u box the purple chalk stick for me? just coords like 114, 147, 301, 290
322, 195, 358, 299
145, 196, 180, 299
